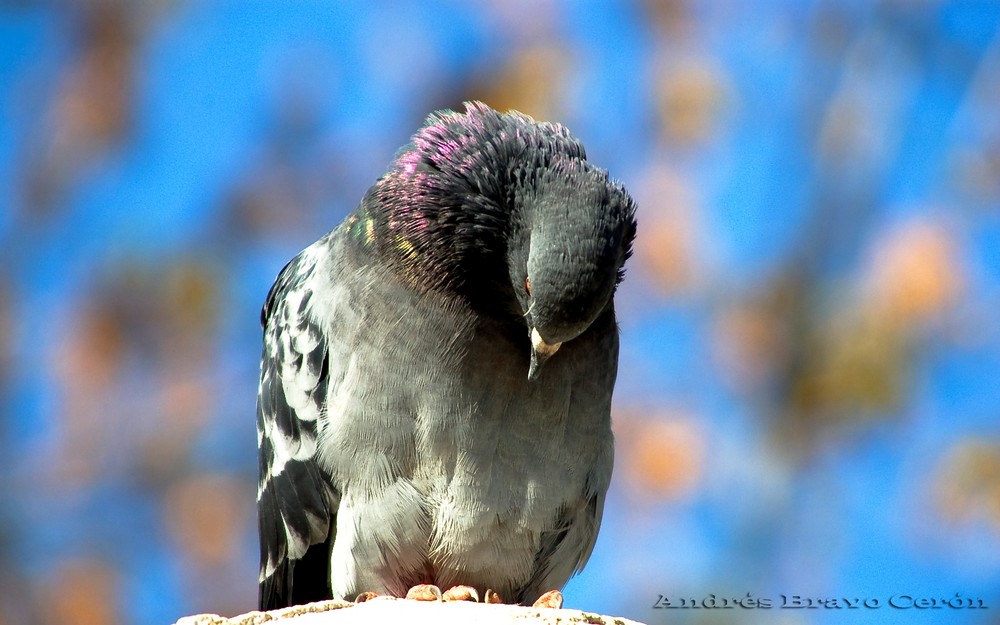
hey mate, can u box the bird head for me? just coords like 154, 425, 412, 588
508, 158, 636, 380
369, 102, 636, 380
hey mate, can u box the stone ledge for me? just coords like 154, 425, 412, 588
174, 597, 646, 625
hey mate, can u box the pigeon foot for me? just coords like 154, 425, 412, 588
532, 590, 563, 609
405, 584, 443, 601
442, 585, 479, 602
484, 589, 503, 604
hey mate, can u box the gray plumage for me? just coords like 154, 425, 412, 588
256, 102, 637, 610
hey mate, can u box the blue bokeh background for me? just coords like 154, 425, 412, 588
1, 2, 999, 624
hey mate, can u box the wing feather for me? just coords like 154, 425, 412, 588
257, 247, 340, 610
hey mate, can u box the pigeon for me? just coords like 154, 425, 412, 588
256, 101, 637, 611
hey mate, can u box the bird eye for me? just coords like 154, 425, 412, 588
525, 277, 532, 296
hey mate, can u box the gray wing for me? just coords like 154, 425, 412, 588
257, 245, 340, 610
519, 310, 618, 602
519, 487, 606, 603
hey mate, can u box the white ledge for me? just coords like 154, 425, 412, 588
174, 597, 647, 625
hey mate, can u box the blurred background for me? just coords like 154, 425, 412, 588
1, 1, 999, 624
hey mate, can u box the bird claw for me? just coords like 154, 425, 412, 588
405, 583, 443, 601
442, 585, 479, 602
484, 589, 503, 604
354, 591, 380, 602
532, 589, 563, 609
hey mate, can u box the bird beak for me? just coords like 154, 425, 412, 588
527, 327, 562, 381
